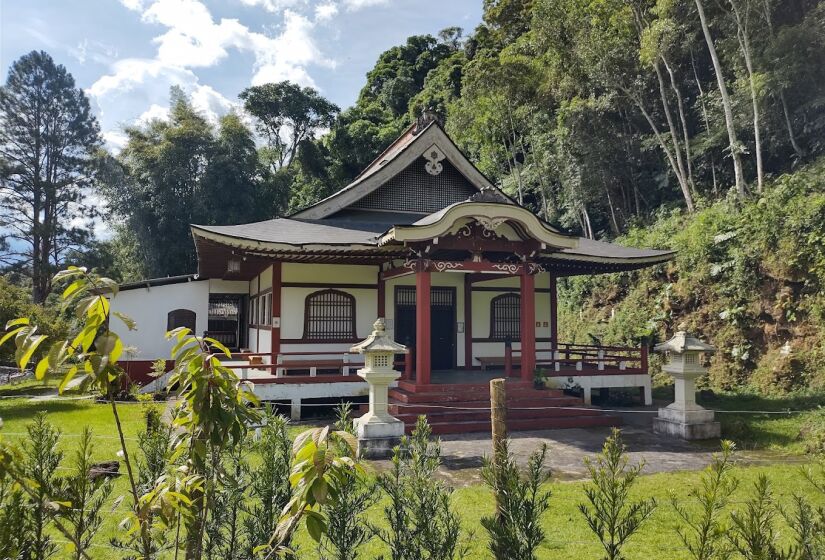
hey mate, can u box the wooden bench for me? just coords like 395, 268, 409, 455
476, 356, 521, 371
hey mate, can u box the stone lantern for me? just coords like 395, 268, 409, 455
350, 318, 408, 458
653, 329, 721, 440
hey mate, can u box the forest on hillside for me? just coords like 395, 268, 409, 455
2, 0, 825, 390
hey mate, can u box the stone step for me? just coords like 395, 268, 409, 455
388, 387, 569, 404
386, 396, 584, 414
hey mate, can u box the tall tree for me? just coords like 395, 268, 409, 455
102, 88, 277, 279
694, 0, 748, 199
0, 50, 101, 302
240, 81, 339, 170
728, 0, 765, 192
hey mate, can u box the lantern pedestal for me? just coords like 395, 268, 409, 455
353, 369, 405, 458
653, 370, 720, 439
350, 318, 408, 459
653, 330, 720, 440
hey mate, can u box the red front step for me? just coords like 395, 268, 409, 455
357, 383, 622, 435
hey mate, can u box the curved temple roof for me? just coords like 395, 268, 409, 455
191, 119, 675, 279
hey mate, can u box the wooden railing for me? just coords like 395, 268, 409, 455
511, 342, 648, 375
220, 350, 411, 381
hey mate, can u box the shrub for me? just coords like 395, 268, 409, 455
579, 428, 656, 560
481, 441, 551, 560
374, 416, 467, 560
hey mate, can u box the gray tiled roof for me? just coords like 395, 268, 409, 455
193, 218, 389, 246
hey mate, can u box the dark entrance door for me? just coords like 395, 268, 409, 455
394, 286, 456, 372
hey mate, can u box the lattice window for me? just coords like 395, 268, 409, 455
395, 286, 455, 307
351, 159, 478, 214
396, 286, 416, 307
167, 309, 196, 332
304, 289, 356, 340
490, 294, 520, 341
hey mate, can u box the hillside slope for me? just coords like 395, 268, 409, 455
558, 158, 825, 393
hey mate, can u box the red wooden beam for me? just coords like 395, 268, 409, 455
377, 267, 386, 317
549, 275, 558, 351
464, 274, 473, 370
271, 262, 282, 360
380, 263, 415, 281
415, 268, 431, 385
520, 271, 536, 381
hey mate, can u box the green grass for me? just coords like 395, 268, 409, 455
650, 386, 825, 454
289, 462, 825, 559
1, 384, 823, 559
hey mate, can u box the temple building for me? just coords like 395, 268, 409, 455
112, 118, 673, 432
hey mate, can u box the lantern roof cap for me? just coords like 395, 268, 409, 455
654, 330, 715, 354
350, 318, 408, 354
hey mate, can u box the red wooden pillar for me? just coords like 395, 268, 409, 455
463, 274, 473, 370
520, 270, 536, 381
549, 275, 558, 352
377, 269, 386, 318
271, 262, 282, 362
415, 266, 431, 386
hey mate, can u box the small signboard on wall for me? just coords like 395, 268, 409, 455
457, 322, 464, 333
272, 317, 281, 328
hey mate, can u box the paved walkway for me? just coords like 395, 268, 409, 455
369, 412, 806, 486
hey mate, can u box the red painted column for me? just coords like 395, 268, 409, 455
271, 262, 282, 362
549, 275, 558, 352
463, 274, 473, 370
377, 269, 386, 318
415, 265, 431, 386
520, 271, 536, 381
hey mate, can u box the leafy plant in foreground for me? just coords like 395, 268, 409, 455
56, 427, 114, 560
727, 475, 786, 560
481, 441, 551, 560
24, 412, 64, 560
671, 440, 739, 560
579, 428, 657, 560
318, 402, 375, 560
243, 409, 293, 557
374, 416, 467, 560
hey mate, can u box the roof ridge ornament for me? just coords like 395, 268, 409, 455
413, 109, 440, 134
467, 185, 511, 204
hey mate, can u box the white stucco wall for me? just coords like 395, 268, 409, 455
111, 280, 210, 361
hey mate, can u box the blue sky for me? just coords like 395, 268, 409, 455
1, 0, 482, 151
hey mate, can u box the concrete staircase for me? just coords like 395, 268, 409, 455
383, 380, 620, 435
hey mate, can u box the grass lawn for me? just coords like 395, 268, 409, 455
1, 382, 823, 559
652, 386, 825, 455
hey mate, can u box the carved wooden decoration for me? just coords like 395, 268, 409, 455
423, 145, 446, 176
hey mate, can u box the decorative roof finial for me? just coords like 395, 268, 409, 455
414, 108, 440, 134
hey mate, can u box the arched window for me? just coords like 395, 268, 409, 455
490, 293, 520, 341
167, 308, 196, 332
303, 289, 356, 340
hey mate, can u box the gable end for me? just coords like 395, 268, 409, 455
349, 158, 477, 215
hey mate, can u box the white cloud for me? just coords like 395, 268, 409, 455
314, 2, 338, 21
137, 103, 170, 124
102, 131, 129, 153
250, 10, 332, 87
119, 0, 145, 11
90, 0, 336, 147
142, 0, 255, 67
341, 0, 389, 9
238, 0, 305, 12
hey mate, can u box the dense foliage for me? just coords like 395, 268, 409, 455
558, 157, 825, 391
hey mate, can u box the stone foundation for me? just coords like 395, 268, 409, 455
354, 416, 405, 459
653, 406, 720, 440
